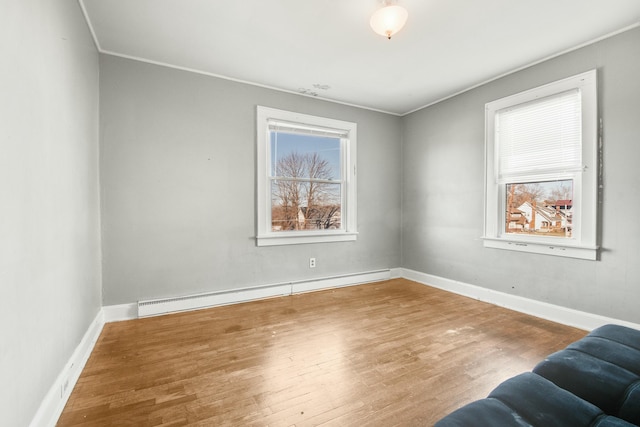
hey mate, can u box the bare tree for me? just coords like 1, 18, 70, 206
304, 152, 333, 219
318, 205, 341, 229
550, 182, 572, 201
273, 152, 305, 230
508, 182, 545, 208
272, 152, 340, 231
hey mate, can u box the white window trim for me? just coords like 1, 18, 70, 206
256, 106, 357, 246
483, 70, 599, 260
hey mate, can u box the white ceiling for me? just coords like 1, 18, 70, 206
80, 0, 640, 116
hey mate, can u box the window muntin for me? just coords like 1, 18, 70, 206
256, 106, 357, 246
483, 70, 598, 260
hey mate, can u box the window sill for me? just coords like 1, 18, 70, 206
482, 237, 598, 260
256, 231, 358, 247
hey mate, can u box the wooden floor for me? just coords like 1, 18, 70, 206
58, 279, 586, 426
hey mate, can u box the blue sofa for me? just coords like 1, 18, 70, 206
435, 324, 640, 426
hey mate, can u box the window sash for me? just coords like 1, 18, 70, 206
269, 130, 344, 181
499, 175, 580, 240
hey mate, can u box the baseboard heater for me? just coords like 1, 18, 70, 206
137, 269, 391, 318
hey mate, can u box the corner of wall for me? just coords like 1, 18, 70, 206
29, 310, 105, 427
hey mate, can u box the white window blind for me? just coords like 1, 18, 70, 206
496, 88, 582, 182
268, 119, 349, 139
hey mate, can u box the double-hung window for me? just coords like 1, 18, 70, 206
483, 70, 598, 260
256, 106, 357, 246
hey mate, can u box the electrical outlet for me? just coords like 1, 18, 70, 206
309, 257, 316, 268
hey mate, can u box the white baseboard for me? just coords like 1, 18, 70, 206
30, 310, 105, 427
107, 269, 393, 319
290, 269, 391, 294
400, 268, 640, 332
103, 302, 138, 322
137, 283, 292, 317
389, 267, 403, 279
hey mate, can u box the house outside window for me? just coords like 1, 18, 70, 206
256, 106, 357, 246
483, 70, 598, 260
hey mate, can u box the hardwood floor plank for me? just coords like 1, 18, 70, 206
57, 279, 586, 426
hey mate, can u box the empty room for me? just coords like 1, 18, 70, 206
4, 0, 640, 426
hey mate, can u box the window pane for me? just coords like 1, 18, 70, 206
505, 179, 573, 238
271, 181, 341, 232
270, 132, 341, 180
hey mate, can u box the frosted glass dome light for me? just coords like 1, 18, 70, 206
370, 1, 408, 39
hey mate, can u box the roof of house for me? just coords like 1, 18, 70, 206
554, 199, 573, 207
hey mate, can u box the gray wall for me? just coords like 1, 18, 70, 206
99, 55, 402, 305
0, 0, 102, 425
5, 8, 636, 422
402, 27, 640, 324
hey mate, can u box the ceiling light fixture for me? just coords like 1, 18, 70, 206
370, 0, 408, 40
